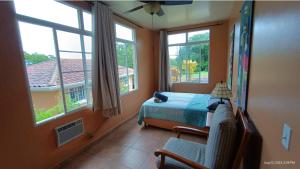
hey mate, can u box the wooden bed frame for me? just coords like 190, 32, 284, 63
143, 118, 210, 134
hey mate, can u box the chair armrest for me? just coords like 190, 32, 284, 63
173, 126, 209, 138
154, 149, 208, 169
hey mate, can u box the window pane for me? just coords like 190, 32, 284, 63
187, 45, 201, 82
83, 12, 92, 31
168, 29, 210, 84
14, 0, 79, 28
84, 36, 92, 53
85, 54, 92, 103
188, 30, 210, 42
116, 42, 128, 94
85, 55, 92, 105
126, 43, 137, 91
168, 33, 186, 45
116, 41, 137, 94
169, 46, 186, 83
18, 22, 65, 122
200, 43, 209, 83
57, 31, 82, 52
116, 24, 134, 41
59, 53, 87, 111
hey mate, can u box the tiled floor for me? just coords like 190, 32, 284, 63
60, 117, 207, 169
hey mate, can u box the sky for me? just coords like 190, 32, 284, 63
15, 0, 93, 59
16, 0, 131, 60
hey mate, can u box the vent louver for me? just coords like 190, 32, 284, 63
55, 118, 84, 147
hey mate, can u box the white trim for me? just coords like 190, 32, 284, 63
16, 14, 92, 36
30, 82, 87, 92
53, 28, 68, 114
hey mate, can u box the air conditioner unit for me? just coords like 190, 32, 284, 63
55, 118, 84, 147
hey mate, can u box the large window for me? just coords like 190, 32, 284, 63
168, 30, 210, 83
14, 0, 92, 124
115, 24, 138, 94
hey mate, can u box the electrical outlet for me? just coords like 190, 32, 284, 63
281, 123, 292, 151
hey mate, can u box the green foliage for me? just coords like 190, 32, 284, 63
188, 33, 209, 42
116, 42, 134, 68
35, 103, 64, 122
24, 51, 55, 65
119, 77, 129, 94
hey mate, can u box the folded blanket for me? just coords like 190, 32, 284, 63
154, 92, 168, 102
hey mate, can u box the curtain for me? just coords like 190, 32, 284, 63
158, 30, 170, 92
92, 2, 121, 117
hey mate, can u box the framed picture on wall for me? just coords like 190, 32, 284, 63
227, 24, 235, 90
236, 0, 254, 111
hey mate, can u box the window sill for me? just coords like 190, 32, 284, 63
171, 82, 209, 85
120, 88, 138, 97
35, 105, 92, 127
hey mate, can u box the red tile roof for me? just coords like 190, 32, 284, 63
27, 59, 134, 88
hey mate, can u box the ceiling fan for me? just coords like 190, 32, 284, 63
124, 0, 193, 17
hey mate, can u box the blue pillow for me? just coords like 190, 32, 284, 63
154, 92, 168, 102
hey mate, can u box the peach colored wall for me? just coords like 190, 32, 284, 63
154, 21, 229, 94
32, 91, 60, 109
0, 2, 155, 169
228, 1, 300, 169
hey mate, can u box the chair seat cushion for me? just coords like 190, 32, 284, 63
156, 137, 206, 169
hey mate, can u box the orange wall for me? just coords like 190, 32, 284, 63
228, 1, 300, 169
0, 2, 155, 169
154, 21, 229, 94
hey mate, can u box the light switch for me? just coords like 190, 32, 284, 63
281, 123, 292, 150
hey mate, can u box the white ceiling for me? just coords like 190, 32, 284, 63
105, 1, 234, 30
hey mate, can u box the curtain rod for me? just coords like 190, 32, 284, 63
167, 22, 224, 33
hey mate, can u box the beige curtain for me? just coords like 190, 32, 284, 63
92, 2, 121, 117
158, 30, 170, 91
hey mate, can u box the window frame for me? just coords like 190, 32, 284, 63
115, 22, 139, 95
168, 29, 210, 84
14, 2, 92, 125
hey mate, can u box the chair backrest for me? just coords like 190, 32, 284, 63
204, 104, 237, 169
230, 108, 253, 169
204, 105, 253, 169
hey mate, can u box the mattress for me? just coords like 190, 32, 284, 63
138, 92, 211, 128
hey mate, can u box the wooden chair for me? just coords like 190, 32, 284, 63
155, 105, 253, 169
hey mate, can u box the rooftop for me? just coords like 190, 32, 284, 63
26, 59, 134, 88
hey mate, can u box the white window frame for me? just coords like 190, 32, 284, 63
168, 29, 210, 84
115, 22, 139, 95
14, 2, 92, 125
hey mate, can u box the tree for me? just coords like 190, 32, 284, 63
175, 32, 210, 75
24, 52, 55, 65
182, 60, 197, 81
116, 42, 134, 68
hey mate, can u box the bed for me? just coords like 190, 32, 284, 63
138, 92, 214, 130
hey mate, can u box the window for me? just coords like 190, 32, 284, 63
168, 30, 210, 83
69, 86, 86, 103
15, 0, 92, 124
115, 23, 138, 94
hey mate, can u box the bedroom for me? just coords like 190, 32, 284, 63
0, 1, 299, 169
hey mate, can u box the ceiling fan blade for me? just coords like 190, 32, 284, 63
124, 5, 144, 14
157, 8, 165, 16
160, 0, 193, 6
